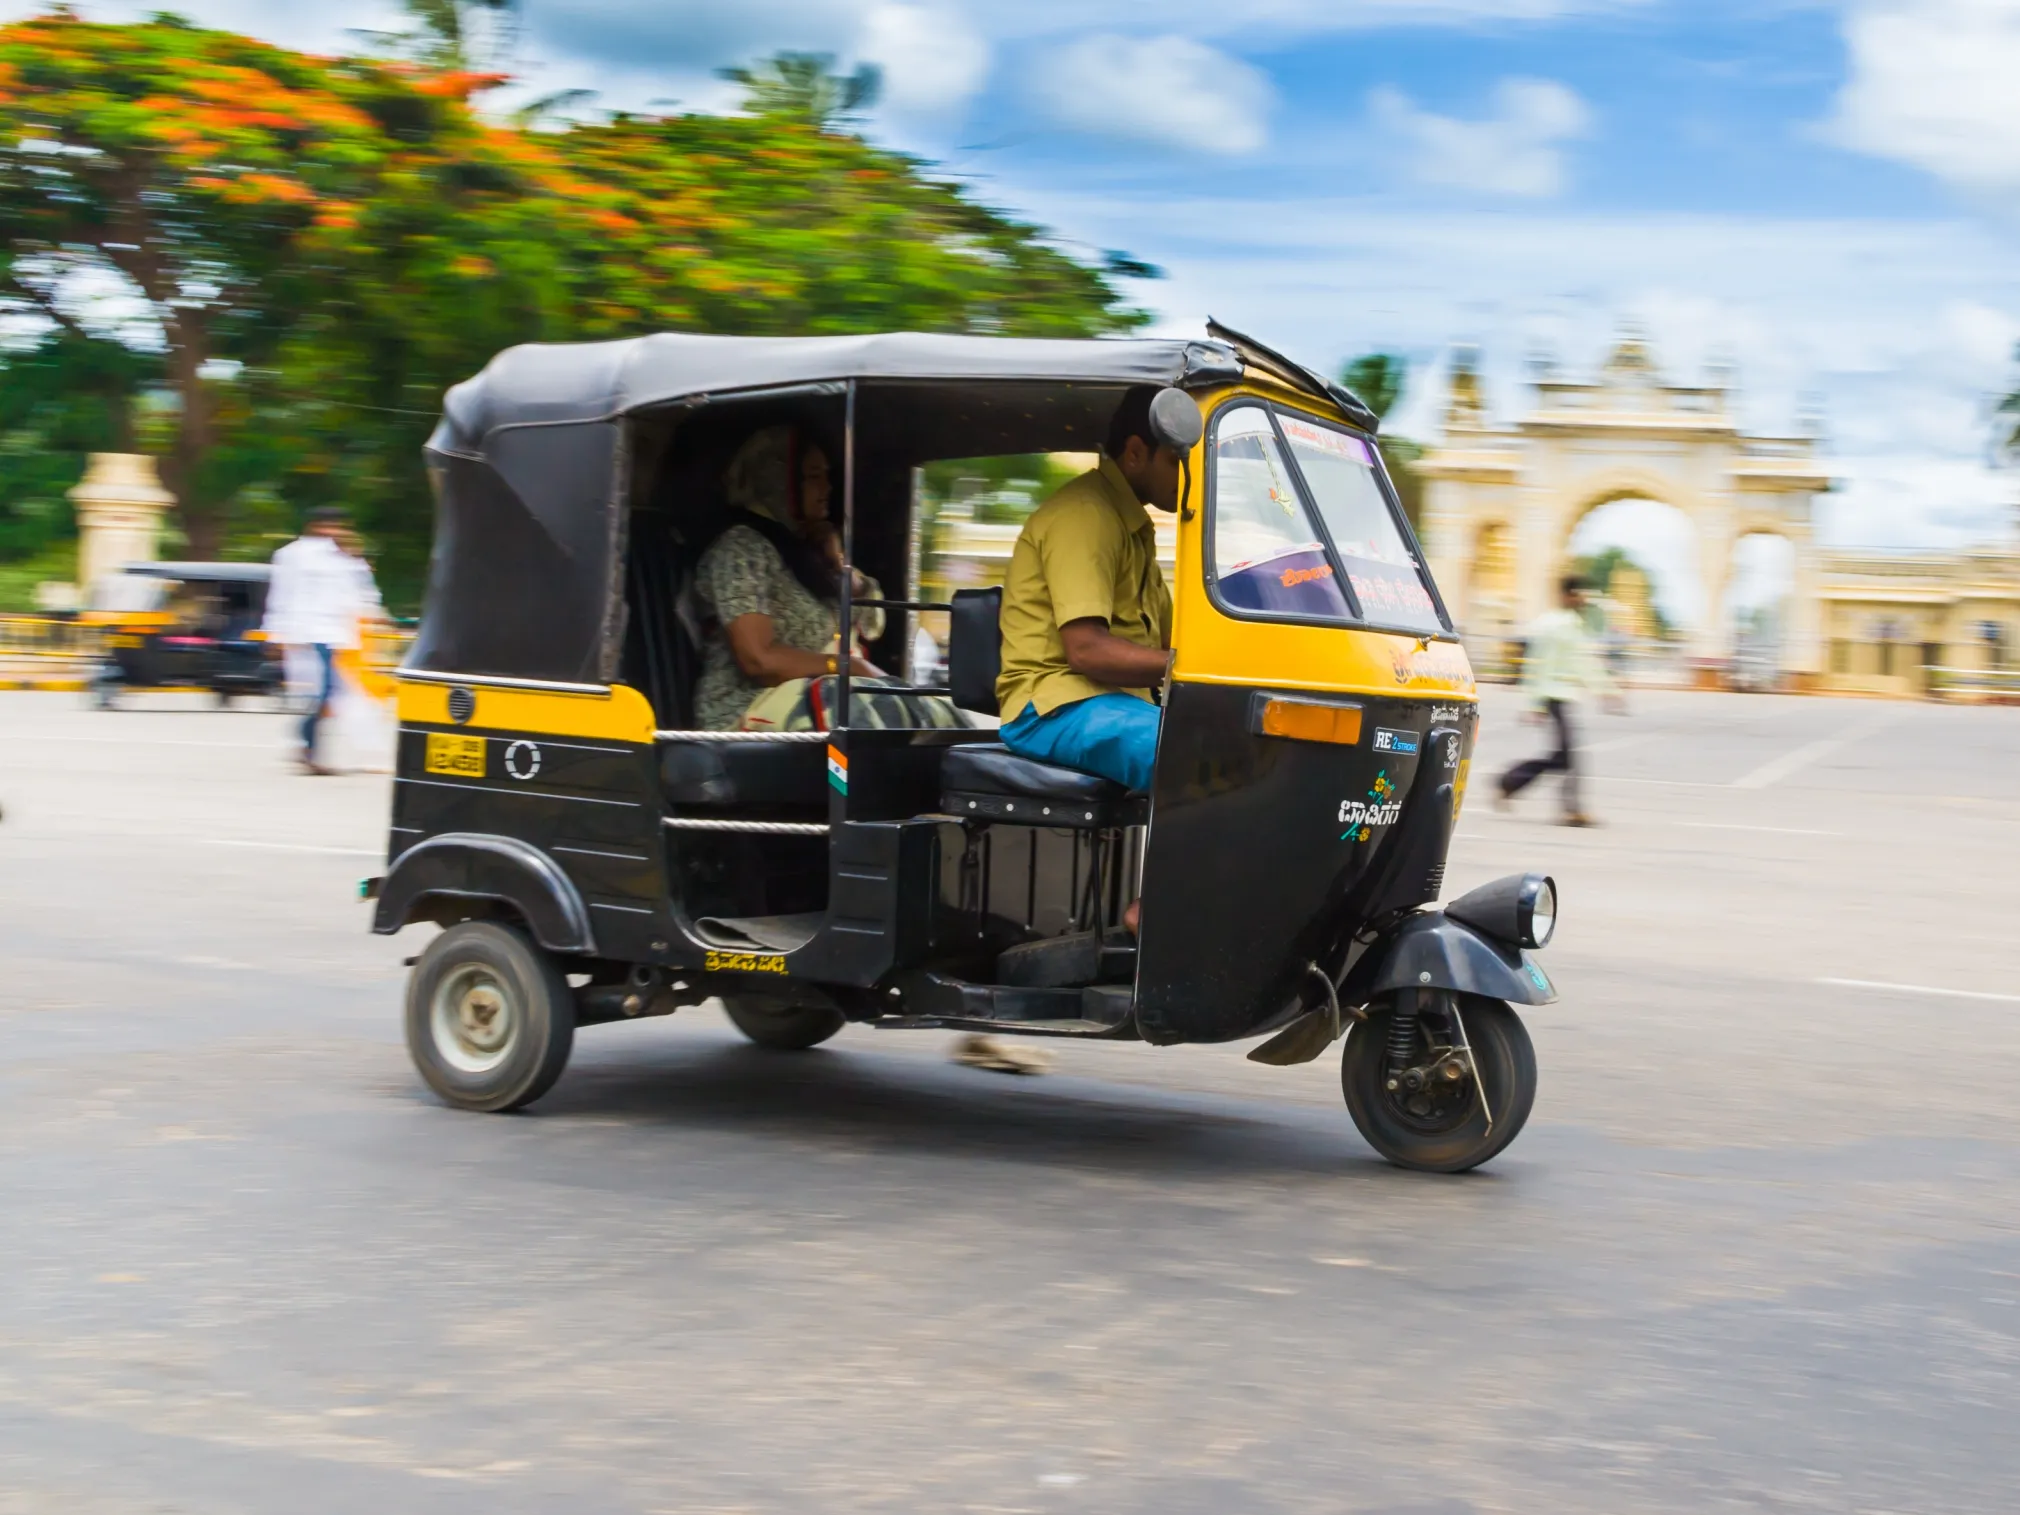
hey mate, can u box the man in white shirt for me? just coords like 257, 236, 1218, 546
1495, 573, 1618, 826
264, 508, 365, 774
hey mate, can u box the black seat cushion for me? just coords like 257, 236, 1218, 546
661, 740, 826, 809
941, 743, 1123, 802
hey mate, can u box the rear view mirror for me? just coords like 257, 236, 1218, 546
1149, 387, 1204, 454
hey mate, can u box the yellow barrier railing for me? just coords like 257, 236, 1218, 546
0, 614, 103, 662
2, 614, 412, 669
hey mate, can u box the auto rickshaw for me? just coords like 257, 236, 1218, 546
369, 325, 1562, 1172
85, 561, 282, 708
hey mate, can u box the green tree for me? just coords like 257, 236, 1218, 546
1340, 351, 1425, 533
0, 19, 1143, 606
719, 52, 881, 126
0, 11, 553, 557
0, 330, 161, 559
1341, 353, 1405, 421
1997, 340, 2020, 462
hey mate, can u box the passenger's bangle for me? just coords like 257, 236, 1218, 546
825, 653, 837, 676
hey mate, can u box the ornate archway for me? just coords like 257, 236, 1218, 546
1414, 337, 1830, 683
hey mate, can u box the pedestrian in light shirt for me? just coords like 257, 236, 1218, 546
1495, 573, 1619, 826
264, 507, 366, 775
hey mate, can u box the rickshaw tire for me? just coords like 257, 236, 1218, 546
404, 919, 576, 1113
722, 996, 846, 1052
1340, 995, 1536, 1173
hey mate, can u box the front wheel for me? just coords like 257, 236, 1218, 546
405, 920, 575, 1112
1341, 994, 1536, 1172
722, 995, 845, 1051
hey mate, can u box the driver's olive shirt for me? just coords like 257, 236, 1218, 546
996, 456, 1173, 723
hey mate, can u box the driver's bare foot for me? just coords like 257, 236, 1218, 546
951, 1034, 1053, 1075
1122, 898, 1141, 935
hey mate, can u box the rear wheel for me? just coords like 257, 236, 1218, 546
405, 920, 575, 1112
1341, 994, 1535, 1172
722, 995, 845, 1051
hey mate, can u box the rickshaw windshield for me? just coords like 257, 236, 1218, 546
1276, 411, 1442, 634
1206, 400, 1443, 634
1208, 406, 1352, 619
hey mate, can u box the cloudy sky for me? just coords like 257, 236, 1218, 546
16, 0, 2020, 597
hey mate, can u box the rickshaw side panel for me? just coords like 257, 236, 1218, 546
385, 680, 670, 963
1133, 680, 1474, 1044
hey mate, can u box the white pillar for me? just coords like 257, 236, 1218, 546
1691, 505, 1736, 679
1419, 478, 1469, 626
69, 454, 174, 596
1784, 515, 1824, 681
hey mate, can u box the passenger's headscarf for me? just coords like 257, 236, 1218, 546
721, 425, 840, 602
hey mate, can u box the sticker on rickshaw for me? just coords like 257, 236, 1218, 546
705, 950, 789, 975
1338, 770, 1403, 842
1389, 643, 1475, 691
424, 732, 486, 777
1371, 727, 1420, 756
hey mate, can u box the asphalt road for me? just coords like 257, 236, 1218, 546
1, 686, 2017, 1514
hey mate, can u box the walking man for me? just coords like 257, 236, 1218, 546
1496, 573, 1616, 826
264, 507, 365, 775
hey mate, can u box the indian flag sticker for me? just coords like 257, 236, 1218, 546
826, 744, 848, 794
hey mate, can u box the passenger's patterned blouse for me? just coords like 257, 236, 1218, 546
693, 524, 884, 731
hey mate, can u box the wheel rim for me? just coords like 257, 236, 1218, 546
430, 963, 519, 1074
1379, 1019, 1481, 1136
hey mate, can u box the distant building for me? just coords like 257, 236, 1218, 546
1818, 545, 2020, 697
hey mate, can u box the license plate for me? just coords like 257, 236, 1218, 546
108, 634, 142, 648
424, 733, 486, 777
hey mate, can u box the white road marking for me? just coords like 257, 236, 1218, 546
1819, 977, 2020, 1005
1730, 708, 1901, 790
0, 734, 277, 749
1679, 822, 1840, 837
204, 840, 381, 857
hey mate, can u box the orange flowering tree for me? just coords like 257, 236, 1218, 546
0, 18, 1144, 598
0, 11, 557, 556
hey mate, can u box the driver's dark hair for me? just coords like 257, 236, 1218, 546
1561, 573, 1591, 598
1104, 385, 1161, 459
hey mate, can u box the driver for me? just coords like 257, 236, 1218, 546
994, 386, 1181, 797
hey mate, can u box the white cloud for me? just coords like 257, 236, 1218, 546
1830, 0, 2020, 193
859, 4, 990, 114
1371, 78, 1592, 198
1027, 34, 1274, 154
994, 187, 2020, 550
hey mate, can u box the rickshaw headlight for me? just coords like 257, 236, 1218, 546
1523, 876, 1556, 948
1446, 871, 1557, 950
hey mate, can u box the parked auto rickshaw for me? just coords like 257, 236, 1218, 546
85, 561, 282, 708
370, 326, 1562, 1171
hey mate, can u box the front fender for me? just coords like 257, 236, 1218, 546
372, 832, 595, 954
1353, 910, 1556, 1006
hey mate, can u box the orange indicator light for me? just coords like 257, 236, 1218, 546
1258, 699, 1363, 746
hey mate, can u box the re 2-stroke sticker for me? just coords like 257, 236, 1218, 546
1371, 727, 1420, 756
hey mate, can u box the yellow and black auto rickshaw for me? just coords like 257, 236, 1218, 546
85, 561, 283, 708
369, 326, 1562, 1171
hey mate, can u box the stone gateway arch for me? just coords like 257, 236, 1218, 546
1414, 337, 1831, 686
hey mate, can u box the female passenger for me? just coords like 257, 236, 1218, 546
693, 425, 887, 731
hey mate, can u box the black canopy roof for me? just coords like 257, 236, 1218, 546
409, 326, 1379, 687
427, 332, 1263, 455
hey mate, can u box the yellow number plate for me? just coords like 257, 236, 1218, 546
704, 950, 788, 975
424, 733, 486, 777
108, 634, 143, 648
